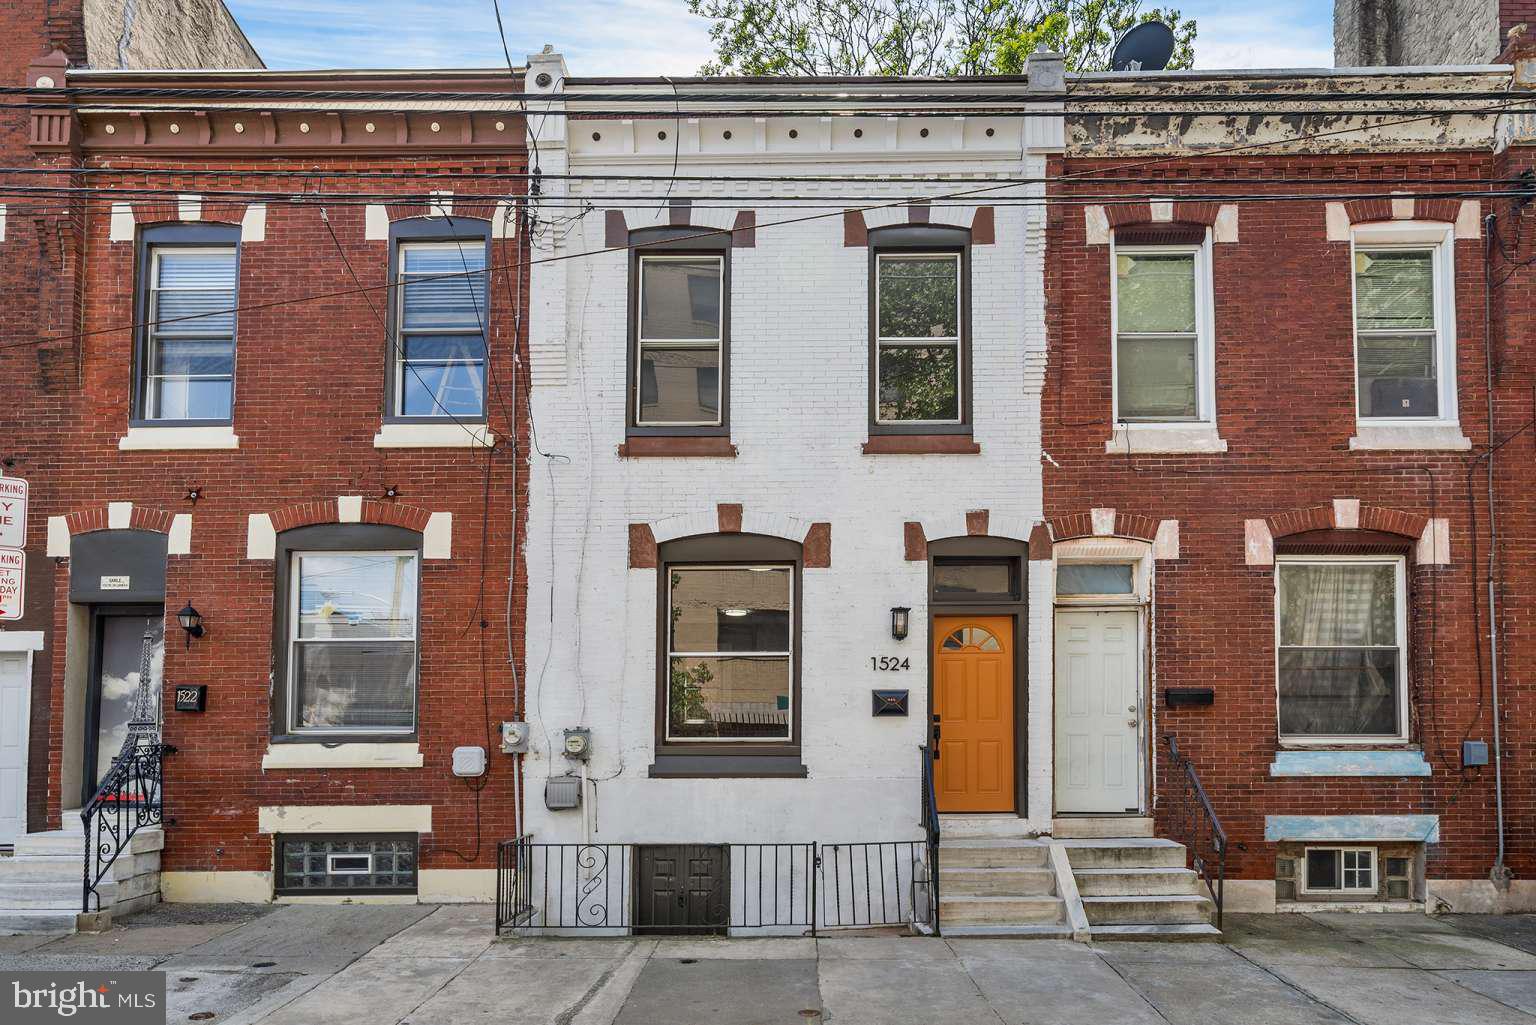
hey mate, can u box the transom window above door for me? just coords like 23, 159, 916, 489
1112, 241, 1213, 424
1275, 556, 1408, 744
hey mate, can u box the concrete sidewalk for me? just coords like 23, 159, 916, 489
4, 905, 1536, 1024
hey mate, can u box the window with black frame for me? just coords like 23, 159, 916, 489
874, 251, 964, 426
636, 254, 725, 427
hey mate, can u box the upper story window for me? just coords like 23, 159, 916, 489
869, 225, 971, 434
1112, 236, 1213, 424
389, 219, 490, 421
635, 253, 725, 428
1275, 555, 1408, 744
135, 225, 240, 424
1352, 223, 1456, 422
273, 525, 421, 740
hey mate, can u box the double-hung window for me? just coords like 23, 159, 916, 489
136, 228, 239, 423
1112, 241, 1211, 423
286, 548, 419, 736
666, 564, 793, 741
635, 254, 725, 427
393, 239, 489, 419
1352, 228, 1454, 421
873, 250, 965, 427
1275, 556, 1408, 744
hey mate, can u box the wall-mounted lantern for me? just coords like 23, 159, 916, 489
890, 607, 910, 641
176, 602, 205, 650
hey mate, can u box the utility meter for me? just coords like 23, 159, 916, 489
563, 727, 592, 760
500, 721, 529, 754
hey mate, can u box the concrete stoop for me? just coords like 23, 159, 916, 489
1058, 834, 1220, 941
0, 816, 163, 936
936, 819, 1070, 937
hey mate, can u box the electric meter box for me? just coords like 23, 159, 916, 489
500, 721, 530, 754
452, 746, 487, 777
545, 774, 582, 810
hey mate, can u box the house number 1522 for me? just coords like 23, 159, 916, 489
870, 656, 910, 671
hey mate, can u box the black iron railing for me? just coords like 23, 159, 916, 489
81, 629, 169, 915
495, 838, 933, 936
920, 744, 941, 935
1162, 734, 1239, 930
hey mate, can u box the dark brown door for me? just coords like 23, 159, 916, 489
635, 844, 729, 934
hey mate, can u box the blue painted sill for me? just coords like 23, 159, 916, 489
1269, 749, 1431, 777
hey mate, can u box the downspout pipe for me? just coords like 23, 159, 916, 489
1483, 211, 1510, 889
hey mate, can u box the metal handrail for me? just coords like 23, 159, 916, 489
921, 744, 941, 935
1162, 734, 1238, 930
80, 629, 170, 915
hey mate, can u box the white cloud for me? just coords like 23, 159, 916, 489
1182, 3, 1334, 70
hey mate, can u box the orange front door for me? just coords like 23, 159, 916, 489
932, 616, 1015, 812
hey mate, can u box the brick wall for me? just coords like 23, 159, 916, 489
1045, 150, 1528, 885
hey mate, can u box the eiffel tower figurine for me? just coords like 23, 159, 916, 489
123, 628, 160, 749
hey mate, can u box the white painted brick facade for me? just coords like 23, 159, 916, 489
523, 59, 1061, 849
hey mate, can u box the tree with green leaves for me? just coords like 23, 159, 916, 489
687, 0, 1194, 76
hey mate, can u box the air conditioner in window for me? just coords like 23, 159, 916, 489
1368, 377, 1438, 418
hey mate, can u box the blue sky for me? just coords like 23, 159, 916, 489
223, 1, 1335, 74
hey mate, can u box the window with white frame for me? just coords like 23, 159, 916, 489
1352, 224, 1456, 421
1303, 847, 1376, 894
1112, 242, 1212, 423
141, 245, 238, 422
874, 251, 964, 425
287, 551, 419, 734
665, 564, 793, 741
636, 254, 724, 427
394, 240, 488, 419
1275, 556, 1407, 743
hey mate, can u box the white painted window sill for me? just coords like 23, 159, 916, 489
1105, 423, 1228, 455
118, 425, 240, 451
1349, 423, 1471, 451
373, 423, 495, 448
261, 743, 423, 770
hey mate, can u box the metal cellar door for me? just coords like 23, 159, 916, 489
634, 844, 730, 934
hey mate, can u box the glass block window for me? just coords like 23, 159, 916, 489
276, 834, 418, 894
875, 252, 963, 424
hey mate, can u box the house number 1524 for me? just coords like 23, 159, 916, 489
870, 656, 910, 671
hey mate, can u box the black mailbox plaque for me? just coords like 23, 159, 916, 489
174, 685, 207, 712
872, 689, 909, 716
1164, 687, 1214, 708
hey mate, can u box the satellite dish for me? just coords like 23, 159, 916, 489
1111, 21, 1176, 72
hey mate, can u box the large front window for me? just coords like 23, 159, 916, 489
142, 246, 237, 421
1276, 557, 1407, 742
875, 252, 962, 424
395, 241, 488, 418
636, 255, 724, 426
288, 551, 418, 734
666, 565, 792, 741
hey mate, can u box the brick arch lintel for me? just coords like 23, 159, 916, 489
1048, 509, 1159, 545
1266, 503, 1427, 541
630, 505, 832, 569
268, 498, 432, 534
900, 511, 1037, 562
47, 502, 193, 559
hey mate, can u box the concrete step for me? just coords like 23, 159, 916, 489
942, 924, 1075, 939
1081, 894, 1213, 926
939, 815, 1039, 840
939, 895, 1065, 927
938, 867, 1056, 897
0, 870, 157, 909
0, 910, 79, 935
1091, 923, 1222, 942
939, 841, 1049, 869
1053, 817, 1154, 839
1073, 866, 1199, 897
1060, 838, 1187, 870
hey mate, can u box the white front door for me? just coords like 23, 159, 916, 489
1054, 609, 1142, 814
0, 652, 30, 845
